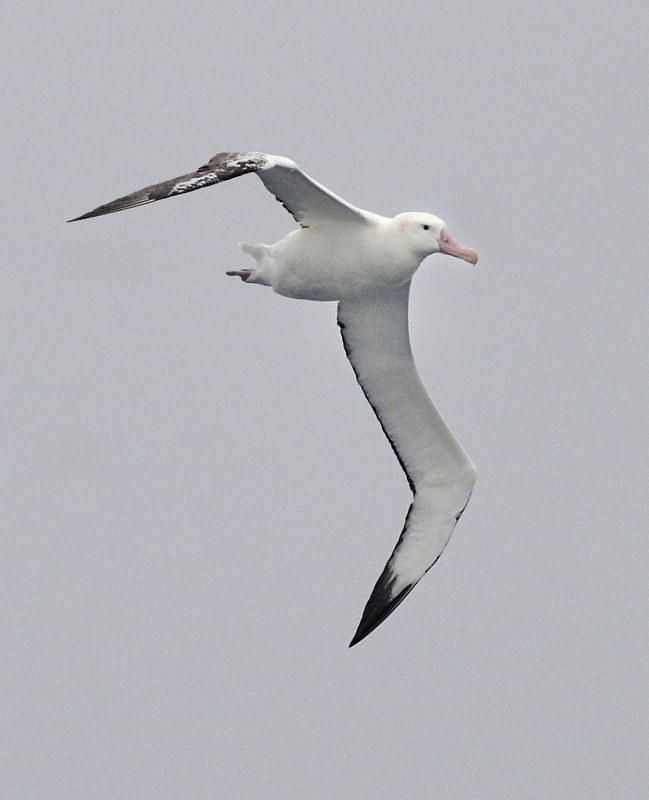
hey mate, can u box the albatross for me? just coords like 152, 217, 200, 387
70, 151, 478, 647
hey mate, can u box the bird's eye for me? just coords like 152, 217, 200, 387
422, 224, 429, 230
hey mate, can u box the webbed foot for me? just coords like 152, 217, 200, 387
226, 269, 253, 282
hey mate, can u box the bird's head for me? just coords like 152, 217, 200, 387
394, 212, 478, 265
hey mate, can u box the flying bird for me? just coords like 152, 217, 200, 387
70, 151, 478, 646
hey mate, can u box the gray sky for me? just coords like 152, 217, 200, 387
4, 2, 648, 798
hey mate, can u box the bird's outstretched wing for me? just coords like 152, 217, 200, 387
69, 151, 367, 227
337, 283, 476, 646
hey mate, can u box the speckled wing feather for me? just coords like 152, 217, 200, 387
68, 152, 267, 221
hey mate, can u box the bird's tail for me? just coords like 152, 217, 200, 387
239, 241, 268, 263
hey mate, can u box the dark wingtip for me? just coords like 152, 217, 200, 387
348, 566, 418, 647
67, 203, 122, 222
67, 193, 156, 223
67, 210, 96, 223
67, 201, 140, 222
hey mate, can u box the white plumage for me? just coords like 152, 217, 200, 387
70, 151, 478, 646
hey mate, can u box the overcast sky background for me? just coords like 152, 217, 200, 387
4, 2, 648, 798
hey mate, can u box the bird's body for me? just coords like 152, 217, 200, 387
239, 213, 440, 301
70, 151, 478, 646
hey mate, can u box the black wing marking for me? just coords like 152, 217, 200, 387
348, 504, 417, 647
